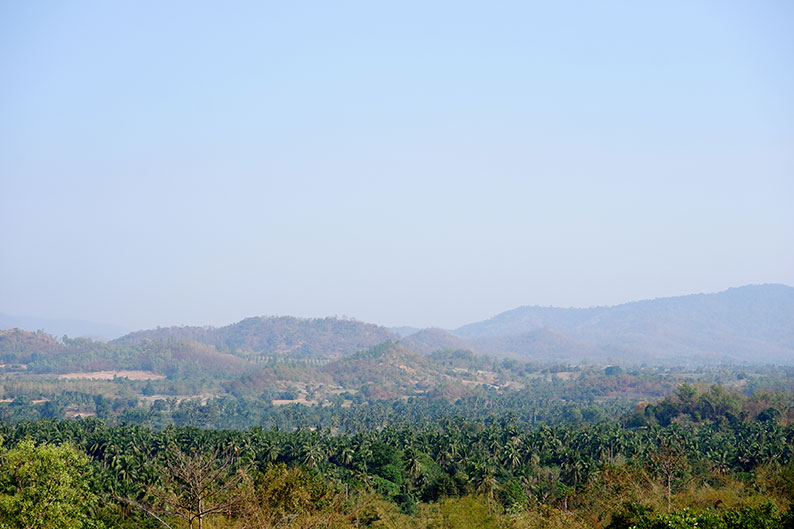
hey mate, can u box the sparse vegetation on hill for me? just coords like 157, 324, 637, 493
113, 316, 398, 358
401, 328, 472, 354
0, 328, 64, 363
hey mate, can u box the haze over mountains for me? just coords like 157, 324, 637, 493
0, 314, 128, 342
452, 284, 794, 364
2, 284, 793, 366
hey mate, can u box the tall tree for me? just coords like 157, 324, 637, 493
0, 440, 103, 529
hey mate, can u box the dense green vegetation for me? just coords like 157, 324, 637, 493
2, 398, 794, 528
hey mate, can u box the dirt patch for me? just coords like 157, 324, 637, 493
273, 398, 315, 406
328, 387, 357, 394
65, 410, 96, 418
57, 370, 165, 381
140, 393, 216, 405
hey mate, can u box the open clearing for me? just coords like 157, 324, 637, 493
57, 370, 165, 380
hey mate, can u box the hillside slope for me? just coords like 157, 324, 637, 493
114, 316, 397, 358
401, 328, 474, 354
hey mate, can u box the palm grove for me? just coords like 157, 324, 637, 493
2, 382, 794, 529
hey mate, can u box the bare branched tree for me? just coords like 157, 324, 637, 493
140, 445, 251, 529
648, 442, 689, 513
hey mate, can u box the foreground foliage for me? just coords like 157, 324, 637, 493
1, 400, 793, 528
0, 440, 102, 529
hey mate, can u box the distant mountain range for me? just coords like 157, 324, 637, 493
450, 284, 794, 364
0, 314, 129, 341
2, 284, 793, 365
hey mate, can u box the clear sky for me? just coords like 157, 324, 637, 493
1, 1, 792, 331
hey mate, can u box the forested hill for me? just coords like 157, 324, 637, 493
3, 284, 793, 366
450, 284, 794, 364
113, 316, 398, 358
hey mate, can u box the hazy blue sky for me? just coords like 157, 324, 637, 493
1, 1, 792, 331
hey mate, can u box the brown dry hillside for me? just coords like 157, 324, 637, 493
321, 342, 435, 390
401, 328, 475, 354
114, 316, 397, 358
0, 328, 64, 362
